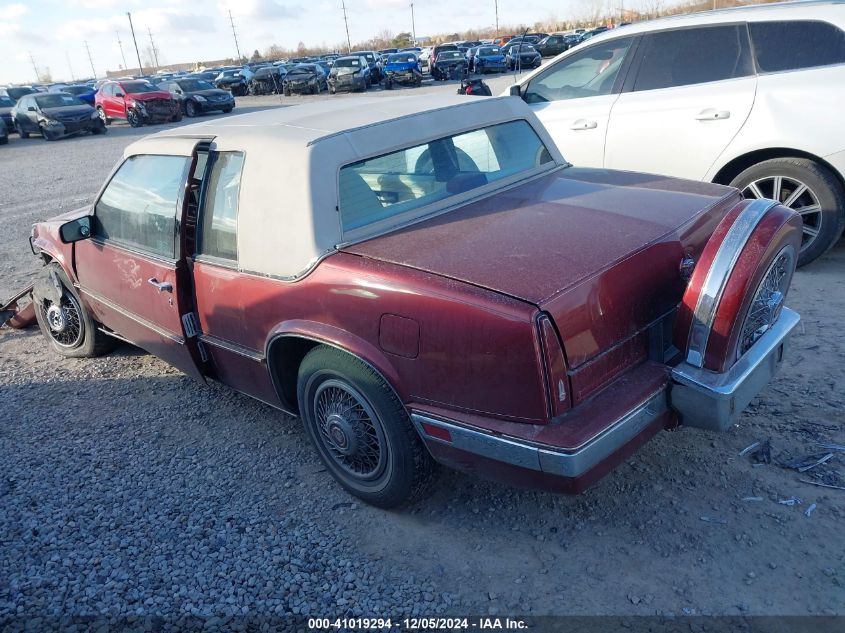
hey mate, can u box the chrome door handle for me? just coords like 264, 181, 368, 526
695, 109, 730, 121
147, 278, 173, 293
570, 119, 598, 130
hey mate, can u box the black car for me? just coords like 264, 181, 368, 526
12, 92, 105, 141
576, 26, 609, 45
214, 69, 247, 96
504, 43, 542, 70
0, 94, 15, 134
0, 117, 8, 145
189, 71, 219, 82
247, 67, 284, 95
158, 79, 235, 117
535, 34, 571, 57
349, 51, 381, 84
431, 50, 467, 80
283, 65, 327, 95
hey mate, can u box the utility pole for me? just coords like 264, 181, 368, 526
66, 51, 75, 82
410, 3, 416, 44
116, 30, 128, 70
494, 0, 499, 37
228, 10, 243, 62
28, 51, 39, 82
127, 12, 143, 76
147, 28, 160, 69
84, 41, 96, 79
341, 1, 352, 53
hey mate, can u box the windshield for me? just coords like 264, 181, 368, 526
35, 94, 84, 108
333, 59, 361, 74
387, 54, 416, 64
6, 87, 34, 100
123, 82, 159, 94
338, 120, 554, 233
514, 45, 536, 52
289, 66, 314, 76
0, 96, 15, 107
478, 47, 500, 55
438, 52, 462, 60
221, 70, 241, 77
177, 80, 214, 91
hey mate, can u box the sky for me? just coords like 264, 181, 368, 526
0, 0, 637, 84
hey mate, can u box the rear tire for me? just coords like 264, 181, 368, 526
33, 264, 119, 358
96, 106, 110, 126
730, 158, 845, 266
297, 345, 435, 508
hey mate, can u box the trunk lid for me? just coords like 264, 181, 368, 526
343, 168, 741, 367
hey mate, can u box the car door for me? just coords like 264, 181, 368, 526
604, 24, 757, 180
73, 140, 210, 380
102, 83, 119, 118
520, 35, 637, 167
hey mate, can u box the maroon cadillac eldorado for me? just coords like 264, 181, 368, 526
5, 95, 801, 507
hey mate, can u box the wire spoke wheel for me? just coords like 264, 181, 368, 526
312, 379, 387, 481
738, 246, 795, 359
39, 292, 84, 349
741, 175, 821, 255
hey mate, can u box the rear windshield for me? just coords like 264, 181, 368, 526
438, 51, 462, 60
64, 86, 90, 95
35, 94, 84, 108
334, 58, 361, 68
338, 120, 554, 233
387, 54, 417, 63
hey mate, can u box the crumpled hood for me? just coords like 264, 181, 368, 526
128, 91, 172, 101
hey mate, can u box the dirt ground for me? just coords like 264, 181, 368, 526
1, 86, 843, 619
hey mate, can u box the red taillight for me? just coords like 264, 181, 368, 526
537, 314, 570, 418
466, 85, 473, 94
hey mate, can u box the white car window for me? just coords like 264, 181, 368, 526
632, 25, 753, 92
523, 37, 633, 103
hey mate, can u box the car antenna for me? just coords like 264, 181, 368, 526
512, 27, 529, 83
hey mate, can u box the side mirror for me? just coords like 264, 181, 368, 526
27, 106, 36, 112
115, 92, 124, 98
59, 216, 92, 243
509, 84, 521, 97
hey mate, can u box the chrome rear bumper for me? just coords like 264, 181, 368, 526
670, 307, 799, 431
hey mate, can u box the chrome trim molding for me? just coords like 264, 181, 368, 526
672, 307, 799, 431
411, 390, 668, 479
686, 199, 778, 368
198, 333, 264, 362
77, 285, 183, 345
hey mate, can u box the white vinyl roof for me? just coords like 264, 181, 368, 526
123, 95, 565, 279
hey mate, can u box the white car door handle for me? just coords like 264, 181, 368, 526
695, 109, 731, 121
570, 119, 598, 130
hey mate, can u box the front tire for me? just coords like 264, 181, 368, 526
96, 106, 110, 126
33, 264, 118, 358
127, 108, 142, 128
731, 158, 845, 266
185, 100, 198, 117
297, 345, 435, 508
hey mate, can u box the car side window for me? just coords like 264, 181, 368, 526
523, 36, 633, 103
632, 25, 753, 91
94, 155, 190, 258
198, 152, 244, 262
749, 20, 845, 73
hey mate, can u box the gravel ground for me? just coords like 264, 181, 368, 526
1, 74, 844, 628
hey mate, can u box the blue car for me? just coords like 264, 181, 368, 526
383, 53, 422, 89
471, 45, 507, 74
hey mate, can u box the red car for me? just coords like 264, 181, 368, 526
95, 80, 181, 128
14, 95, 801, 508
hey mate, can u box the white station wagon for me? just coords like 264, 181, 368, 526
509, 0, 845, 265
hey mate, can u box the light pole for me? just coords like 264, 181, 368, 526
126, 12, 143, 76
410, 3, 416, 45
494, 0, 499, 37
